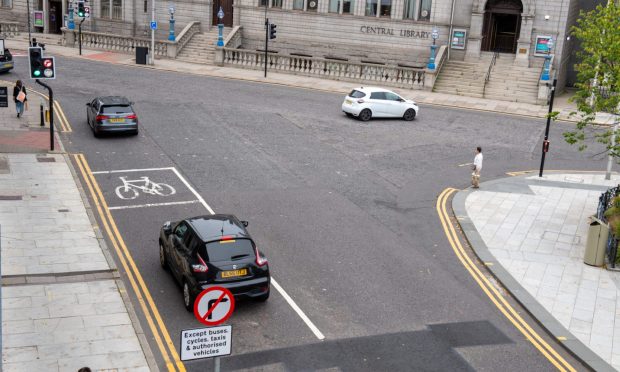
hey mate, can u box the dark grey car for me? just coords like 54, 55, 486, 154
86, 96, 138, 137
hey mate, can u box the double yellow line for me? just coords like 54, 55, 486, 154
52, 98, 72, 132
436, 188, 576, 372
73, 153, 185, 372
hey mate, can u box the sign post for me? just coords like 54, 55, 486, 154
180, 286, 235, 370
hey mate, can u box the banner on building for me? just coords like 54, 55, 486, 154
451, 29, 467, 50
34, 11, 44, 28
534, 35, 553, 56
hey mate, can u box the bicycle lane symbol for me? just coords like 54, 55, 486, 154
115, 175, 176, 200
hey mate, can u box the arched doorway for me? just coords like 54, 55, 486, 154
481, 0, 523, 53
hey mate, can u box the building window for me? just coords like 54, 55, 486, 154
259, 0, 283, 7
329, 0, 352, 14
1, 0, 12, 8
366, 0, 389, 17
418, 0, 431, 21
293, 0, 318, 11
101, 0, 110, 18
112, 0, 122, 19
403, 0, 415, 19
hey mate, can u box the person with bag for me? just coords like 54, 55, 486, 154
12, 80, 27, 118
471, 146, 483, 188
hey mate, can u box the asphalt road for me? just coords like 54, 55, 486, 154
8, 54, 606, 371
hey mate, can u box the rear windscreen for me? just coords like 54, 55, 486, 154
349, 90, 366, 98
101, 105, 132, 114
206, 239, 255, 262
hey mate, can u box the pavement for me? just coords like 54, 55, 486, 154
1, 33, 620, 371
0, 84, 155, 370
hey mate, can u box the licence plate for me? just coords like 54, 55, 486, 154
2, 63, 13, 68
345, 99, 352, 105
109, 118, 125, 123
221, 269, 247, 278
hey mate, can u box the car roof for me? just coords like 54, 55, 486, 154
96, 96, 132, 106
187, 214, 250, 242
351, 86, 393, 94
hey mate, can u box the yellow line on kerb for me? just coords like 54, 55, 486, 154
436, 188, 576, 372
73, 154, 185, 372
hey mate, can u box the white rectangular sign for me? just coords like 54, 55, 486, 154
180, 325, 232, 361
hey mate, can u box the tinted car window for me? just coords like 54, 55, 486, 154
205, 239, 255, 262
174, 223, 188, 239
101, 105, 133, 114
385, 92, 402, 101
349, 90, 366, 98
370, 92, 386, 100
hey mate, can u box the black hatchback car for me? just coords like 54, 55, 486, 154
86, 96, 138, 136
0, 48, 13, 73
159, 214, 270, 310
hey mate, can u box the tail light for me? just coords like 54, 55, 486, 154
192, 253, 209, 273
95, 115, 109, 121
357, 99, 365, 104
255, 247, 268, 267
126, 114, 137, 120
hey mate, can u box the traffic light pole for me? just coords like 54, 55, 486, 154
539, 77, 557, 177
264, 18, 269, 78
78, 18, 85, 56
35, 79, 54, 151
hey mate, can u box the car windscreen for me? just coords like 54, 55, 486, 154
101, 105, 133, 114
205, 239, 255, 262
349, 90, 366, 98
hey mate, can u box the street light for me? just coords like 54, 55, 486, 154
168, 6, 176, 41
427, 26, 439, 69
541, 37, 554, 81
217, 6, 225, 47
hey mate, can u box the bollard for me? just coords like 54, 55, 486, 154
40, 101, 44, 126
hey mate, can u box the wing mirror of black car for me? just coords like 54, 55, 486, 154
86, 103, 90, 106
163, 221, 172, 234
241, 220, 249, 227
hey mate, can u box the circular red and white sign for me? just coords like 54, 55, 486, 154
193, 286, 235, 326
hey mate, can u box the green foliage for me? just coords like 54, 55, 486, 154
605, 196, 620, 236
564, 3, 620, 153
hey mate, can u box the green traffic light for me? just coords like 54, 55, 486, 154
33, 70, 41, 77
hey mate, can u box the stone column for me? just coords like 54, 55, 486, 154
465, 11, 483, 60
43, 0, 49, 34
515, 14, 533, 66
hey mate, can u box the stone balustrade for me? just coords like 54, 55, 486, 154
219, 48, 425, 89
173, 21, 202, 57
62, 28, 173, 58
0, 22, 20, 38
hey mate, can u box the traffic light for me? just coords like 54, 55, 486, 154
29, 47, 55, 79
77, 1, 85, 17
543, 140, 550, 153
29, 47, 43, 79
269, 23, 277, 40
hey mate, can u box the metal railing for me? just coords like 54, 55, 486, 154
482, 51, 498, 97
222, 48, 425, 89
596, 185, 620, 267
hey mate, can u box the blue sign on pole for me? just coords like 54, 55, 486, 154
150, 21, 157, 30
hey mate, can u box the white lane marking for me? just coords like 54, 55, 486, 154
91, 167, 174, 174
271, 278, 325, 340
170, 166, 325, 340
170, 167, 216, 215
108, 200, 201, 210
458, 163, 473, 167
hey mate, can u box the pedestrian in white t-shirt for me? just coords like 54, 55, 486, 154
472, 147, 483, 188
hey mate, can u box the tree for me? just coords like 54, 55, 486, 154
563, 2, 620, 155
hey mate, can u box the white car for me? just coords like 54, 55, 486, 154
342, 87, 419, 122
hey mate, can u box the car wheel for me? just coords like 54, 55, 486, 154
359, 109, 372, 122
403, 109, 416, 121
159, 242, 168, 270
183, 280, 195, 312
255, 290, 270, 302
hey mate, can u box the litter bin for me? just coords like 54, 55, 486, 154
136, 46, 149, 65
584, 216, 609, 266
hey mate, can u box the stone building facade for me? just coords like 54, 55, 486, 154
1, 0, 608, 89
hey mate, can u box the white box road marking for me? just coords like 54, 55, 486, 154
108, 200, 201, 210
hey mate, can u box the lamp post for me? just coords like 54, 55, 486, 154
427, 27, 439, 69
168, 6, 175, 41
217, 6, 224, 47
68, 2, 75, 30
541, 37, 554, 81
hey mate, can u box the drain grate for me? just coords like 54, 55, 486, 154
36, 157, 56, 163
58, 208, 70, 212
0, 195, 23, 200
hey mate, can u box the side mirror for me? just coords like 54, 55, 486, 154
86, 103, 91, 106
163, 221, 172, 234
241, 221, 249, 227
